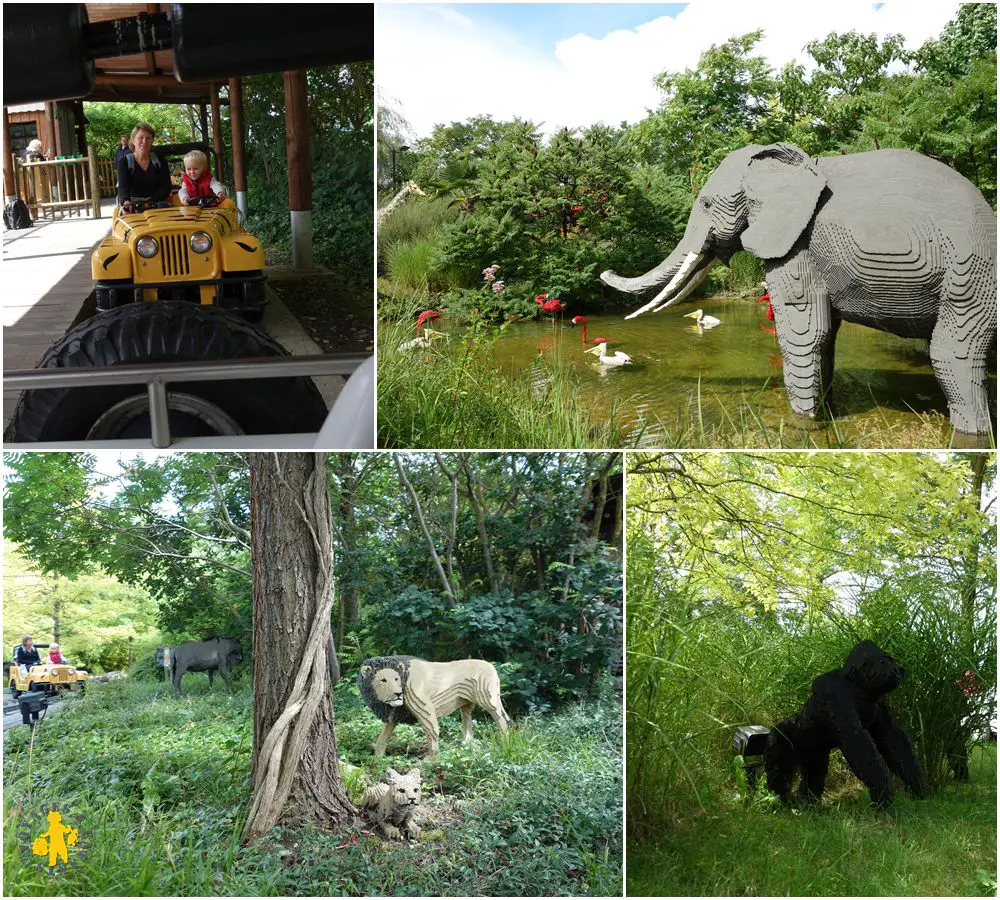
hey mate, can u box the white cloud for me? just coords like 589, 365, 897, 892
377, 1, 962, 139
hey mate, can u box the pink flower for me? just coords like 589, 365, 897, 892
492, 281, 505, 293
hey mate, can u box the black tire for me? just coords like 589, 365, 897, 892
5, 302, 328, 441
10, 684, 20, 700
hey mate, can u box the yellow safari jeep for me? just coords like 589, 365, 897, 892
92, 143, 266, 321
9, 660, 87, 699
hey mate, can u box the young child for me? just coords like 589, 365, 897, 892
48, 643, 63, 664
179, 149, 227, 205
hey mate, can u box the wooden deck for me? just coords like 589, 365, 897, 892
3, 203, 342, 429
3, 203, 116, 425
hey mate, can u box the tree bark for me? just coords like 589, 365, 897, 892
243, 453, 355, 844
334, 453, 361, 647
460, 457, 500, 595
959, 453, 988, 628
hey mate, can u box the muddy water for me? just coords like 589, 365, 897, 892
480, 298, 981, 447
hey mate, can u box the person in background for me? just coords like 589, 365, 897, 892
112, 135, 130, 169
22, 139, 44, 162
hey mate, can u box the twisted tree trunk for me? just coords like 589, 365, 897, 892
243, 453, 356, 844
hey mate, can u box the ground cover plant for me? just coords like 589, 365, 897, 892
626, 452, 997, 896
3, 677, 622, 896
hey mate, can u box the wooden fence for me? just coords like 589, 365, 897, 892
12, 145, 104, 220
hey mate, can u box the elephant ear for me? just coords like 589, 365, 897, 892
740, 143, 827, 259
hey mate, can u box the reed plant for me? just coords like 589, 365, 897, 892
377, 314, 640, 449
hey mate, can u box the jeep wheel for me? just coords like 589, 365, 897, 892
10, 684, 20, 700
5, 302, 329, 441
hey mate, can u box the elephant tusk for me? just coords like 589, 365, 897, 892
647, 259, 719, 314
625, 251, 703, 320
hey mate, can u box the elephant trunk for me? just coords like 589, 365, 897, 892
601, 244, 718, 319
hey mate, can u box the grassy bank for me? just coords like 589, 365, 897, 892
378, 315, 642, 449
4, 677, 622, 896
628, 744, 996, 896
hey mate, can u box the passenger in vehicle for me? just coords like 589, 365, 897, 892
178, 149, 228, 205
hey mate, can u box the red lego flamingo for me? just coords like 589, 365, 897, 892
758, 292, 774, 321
535, 293, 565, 315
570, 316, 612, 346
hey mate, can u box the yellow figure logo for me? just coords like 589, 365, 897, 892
31, 811, 79, 868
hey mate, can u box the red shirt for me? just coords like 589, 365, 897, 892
49, 650, 63, 664
182, 170, 215, 199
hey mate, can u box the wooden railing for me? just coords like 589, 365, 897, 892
12, 145, 103, 220
97, 157, 117, 197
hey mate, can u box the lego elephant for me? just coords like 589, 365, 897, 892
602, 143, 997, 435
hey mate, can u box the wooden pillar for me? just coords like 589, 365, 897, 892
199, 103, 209, 144
74, 101, 87, 155
284, 69, 312, 269
228, 77, 248, 217
210, 83, 225, 182
87, 144, 101, 218
3, 106, 16, 201
44, 102, 57, 158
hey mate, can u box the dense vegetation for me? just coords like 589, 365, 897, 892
3, 678, 621, 896
380, 6, 996, 321
626, 452, 996, 895
4, 452, 622, 713
85, 61, 373, 282
3, 451, 623, 895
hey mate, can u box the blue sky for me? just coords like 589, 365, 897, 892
460, 4, 686, 49
377, 1, 960, 140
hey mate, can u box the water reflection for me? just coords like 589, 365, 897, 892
473, 298, 991, 447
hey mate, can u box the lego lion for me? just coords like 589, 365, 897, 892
358, 655, 511, 757
361, 766, 422, 841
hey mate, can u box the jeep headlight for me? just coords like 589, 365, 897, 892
190, 232, 213, 253
67, 668, 75, 674
136, 236, 158, 258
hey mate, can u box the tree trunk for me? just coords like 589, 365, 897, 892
394, 455, 455, 602
335, 454, 361, 647
243, 453, 355, 844
51, 576, 61, 645
959, 453, 988, 628
460, 457, 500, 595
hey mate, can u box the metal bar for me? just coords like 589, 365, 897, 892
4, 353, 367, 390
147, 380, 170, 448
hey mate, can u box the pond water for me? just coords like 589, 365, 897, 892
473, 297, 994, 448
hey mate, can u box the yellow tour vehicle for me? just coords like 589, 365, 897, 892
93, 143, 267, 322
9, 646, 87, 699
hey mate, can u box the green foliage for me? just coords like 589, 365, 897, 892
234, 64, 373, 281
3, 543, 160, 674
627, 452, 996, 839
368, 579, 621, 713
3, 679, 621, 896
82, 102, 198, 157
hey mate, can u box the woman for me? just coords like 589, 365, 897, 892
117, 122, 171, 213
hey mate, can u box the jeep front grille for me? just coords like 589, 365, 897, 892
161, 234, 190, 278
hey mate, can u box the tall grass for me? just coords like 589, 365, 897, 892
377, 314, 642, 449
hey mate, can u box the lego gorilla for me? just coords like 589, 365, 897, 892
765, 640, 926, 808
